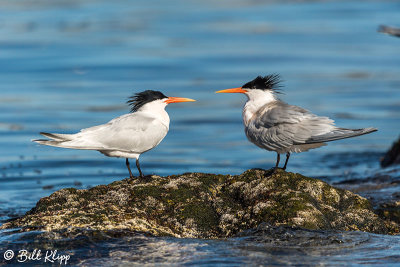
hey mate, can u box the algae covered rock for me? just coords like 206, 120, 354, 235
333, 171, 400, 235
1, 169, 389, 238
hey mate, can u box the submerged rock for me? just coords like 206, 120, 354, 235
381, 136, 400, 168
1, 169, 391, 238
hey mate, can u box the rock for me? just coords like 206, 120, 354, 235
376, 201, 400, 234
335, 172, 400, 235
0, 169, 391, 238
381, 136, 400, 167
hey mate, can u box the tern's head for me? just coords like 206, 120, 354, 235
216, 74, 282, 102
128, 90, 195, 113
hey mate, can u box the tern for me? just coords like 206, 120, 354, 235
33, 90, 195, 178
216, 75, 377, 171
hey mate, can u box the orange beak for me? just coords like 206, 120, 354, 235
164, 97, 196, 104
215, 87, 247, 94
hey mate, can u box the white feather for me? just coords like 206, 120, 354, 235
33, 99, 170, 159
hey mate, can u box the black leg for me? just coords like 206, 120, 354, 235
126, 158, 134, 178
283, 152, 290, 170
136, 158, 144, 178
275, 153, 280, 169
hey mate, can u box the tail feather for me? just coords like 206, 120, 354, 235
306, 127, 377, 144
33, 139, 65, 147
33, 137, 118, 151
40, 132, 73, 141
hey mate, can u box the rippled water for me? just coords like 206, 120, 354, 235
1, 225, 400, 266
1, 0, 400, 265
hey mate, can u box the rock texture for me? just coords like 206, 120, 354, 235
335, 173, 400, 235
1, 169, 391, 238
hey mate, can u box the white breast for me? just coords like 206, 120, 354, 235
242, 89, 276, 126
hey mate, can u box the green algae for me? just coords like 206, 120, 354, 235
1, 169, 393, 238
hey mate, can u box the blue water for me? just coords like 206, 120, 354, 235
1, 0, 400, 265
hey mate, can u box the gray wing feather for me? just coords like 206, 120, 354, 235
246, 101, 376, 152
305, 127, 377, 144
247, 101, 334, 151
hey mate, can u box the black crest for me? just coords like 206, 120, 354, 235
127, 90, 167, 112
242, 74, 283, 92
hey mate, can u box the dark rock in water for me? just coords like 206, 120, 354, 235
381, 136, 400, 168
0, 169, 391, 238
237, 222, 371, 247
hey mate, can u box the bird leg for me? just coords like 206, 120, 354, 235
275, 153, 280, 168
283, 152, 290, 170
136, 158, 144, 178
126, 158, 134, 178
271, 152, 280, 173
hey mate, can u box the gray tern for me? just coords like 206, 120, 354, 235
216, 75, 377, 171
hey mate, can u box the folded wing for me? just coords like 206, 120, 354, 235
247, 101, 374, 151
34, 113, 169, 154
